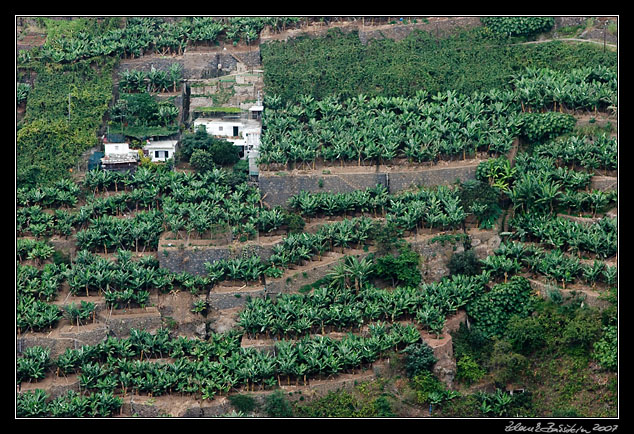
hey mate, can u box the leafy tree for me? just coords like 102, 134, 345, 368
371, 245, 421, 287
488, 339, 529, 385
402, 342, 437, 379
177, 127, 239, 166
189, 149, 216, 172
466, 276, 535, 338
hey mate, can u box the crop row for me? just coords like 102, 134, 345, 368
482, 241, 617, 288
257, 67, 616, 168
18, 322, 422, 402
18, 17, 303, 65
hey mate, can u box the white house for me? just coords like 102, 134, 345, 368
143, 139, 178, 162
101, 142, 139, 172
193, 118, 244, 138
193, 117, 261, 161
104, 142, 134, 157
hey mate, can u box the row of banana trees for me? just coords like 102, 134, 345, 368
287, 185, 390, 218
18, 17, 303, 66
17, 262, 66, 333
508, 155, 616, 217
74, 211, 163, 254
288, 184, 468, 234
16, 239, 55, 264
19, 321, 421, 402
18, 167, 296, 247
259, 88, 521, 169
239, 262, 488, 339
17, 389, 123, 418
118, 64, 183, 93
16, 178, 80, 209
511, 66, 617, 114
534, 133, 617, 173
257, 66, 616, 170
482, 241, 617, 289
509, 213, 617, 259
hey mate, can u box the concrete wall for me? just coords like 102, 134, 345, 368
259, 171, 388, 208
258, 163, 477, 208
159, 242, 276, 275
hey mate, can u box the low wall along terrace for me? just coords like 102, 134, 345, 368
258, 163, 478, 208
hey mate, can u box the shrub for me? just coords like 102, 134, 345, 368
504, 313, 547, 354
456, 354, 486, 386
177, 127, 239, 166
189, 149, 216, 172
489, 339, 529, 385
264, 390, 293, 417
373, 395, 396, 417
481, 17, 555, 37
228, 394, 258, 413
411, 371, 444, 405
466, 276, 535, 338
520, 112, 577, 144
448, 250, 481, 276
402, 342, 437, 379
593, 324, 617, 372
562, 308, 602, 350
372, 245, 422, 288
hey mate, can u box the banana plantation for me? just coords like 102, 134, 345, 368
16, 16, 617, 419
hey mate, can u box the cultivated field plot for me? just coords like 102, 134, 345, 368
16, 16, 617, 419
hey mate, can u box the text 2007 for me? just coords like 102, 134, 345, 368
593, 426, 618, 432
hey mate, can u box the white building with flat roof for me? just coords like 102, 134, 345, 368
143, 139, 178, 162
193, 104, 262, 163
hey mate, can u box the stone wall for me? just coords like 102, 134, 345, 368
158, 242, 276, 275
259, 171, 388, 208
258, 163, 477, 208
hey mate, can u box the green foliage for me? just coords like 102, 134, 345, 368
372, 245, 422, 288
459, 179, 503, 228
593, 324, 617, 372
373, 395, 396, 417
475, 156, 516, 193
64, 301, 96, 326
466, 276, 535, 338
561, 308, 602, 350
402, 342, 437, 379
481, 17, 555, 37
17, 346, 52, 383
261, 27, 615, 104
189, 149, 217, 172
228, 394, 258, 413
452, 322, 494, 366
489, 339, 529, 385
284, 211, 306, 234
411, 371, 445, 405
264, 390, 294, 417
448, 250, 482, 277
16, 389, 123, 418
17, 58, 114, 188
520, 111, 577, 144
177, 127, 239, 166
456, 354, 486, 386
294, 390, 377, 417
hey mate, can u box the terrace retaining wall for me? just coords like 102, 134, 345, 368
258, 163, 477, 208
